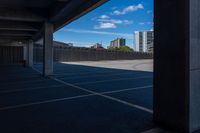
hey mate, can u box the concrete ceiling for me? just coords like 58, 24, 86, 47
0, 0, 108, 42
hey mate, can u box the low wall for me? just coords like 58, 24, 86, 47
0, 46, 24, 64
33, 46, 153, 63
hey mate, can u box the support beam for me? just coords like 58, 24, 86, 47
0, 21, 41, 31
0, 30, 35, 37
43, 22, 53, 76
0, 34, 33, 37
0, 36, 30, 41
0, 27, 38, 32
32, 28, 44, 42
0, 7, 46, 22
23, 44, 28, 64
154, 0, 200, 132
28, 40, 33, 67
0, 0, 55, 8
51, 0, 108, 31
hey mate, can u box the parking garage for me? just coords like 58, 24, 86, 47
0, 0, 200, 133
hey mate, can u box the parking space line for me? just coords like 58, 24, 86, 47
2, 72, 39, 76
0, 85, 151, 111
58, 72, 141, 80
54, 71, 114, 76
32, 67, 42, 74
0, 79, 48, 85
141, 128, 166, 133
101, 85, 152, 94
54, 78, 153, 114
74, 76, 152, 85
31, 67, 153, 114
0, 85, 65, 94
0, 94, 95, 111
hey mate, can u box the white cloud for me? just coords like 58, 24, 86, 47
139, 22, 152, 25
95, 10, 134, 29
147, 22, 152, 25
98, 19, 122, 24
94, 22, 117, 29
113, 10, 121, 15
112, 4, 144, 15
147, 10, 152, 14
123, 20, 133, 25
71, 42, 95, 48
99, 15, 110, 19
94, 18, 133, 29
150, 28, 154, 31
97, 19, 133, 25
139, 22, 145, 25
61, 29, 133, 39
111, 7, 118, 10
55, 40, 95, 47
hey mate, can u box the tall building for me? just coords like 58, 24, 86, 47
134, 31, 154, 53
109, 38, 126, 48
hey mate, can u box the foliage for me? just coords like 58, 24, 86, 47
108, 46, 134, 52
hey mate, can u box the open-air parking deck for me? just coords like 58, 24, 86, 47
0, 63, 154, 133
1, 0, 200, 132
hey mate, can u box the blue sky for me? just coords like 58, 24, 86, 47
54, 0, 153, 49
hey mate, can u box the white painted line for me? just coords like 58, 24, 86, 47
0, 94, 95, 111
75, 76, 152, 85
141, 128, 171, 133
0, 79, 48, 85
0, 85, 65, 94
99, 94, 153, 114
55, 71, 114, 76
32, 67, 153, 114
2, 71, 39, 75
54, 78, 153, 114
0, 85, 151, 111
58, 72, 140, 80
32, 67, 42, 74
101, 85, 152, 94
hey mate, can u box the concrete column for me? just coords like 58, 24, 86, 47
27, 40, 33, 67
154, 0, 200, 132
23, 44, 28, 61
189, 0, 200, 132
43, 22, 53, 76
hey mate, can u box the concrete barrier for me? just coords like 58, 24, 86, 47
33, 46, 153, 63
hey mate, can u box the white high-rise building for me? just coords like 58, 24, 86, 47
134, 31, 154, 53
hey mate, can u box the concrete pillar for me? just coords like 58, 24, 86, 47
27, 40, 33, 67
43, 22, 53, 76
189, 0, 200, 132
23, 44, 28, 61
154, 0, 200, 132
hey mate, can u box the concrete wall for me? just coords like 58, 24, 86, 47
154, 0, 189, 132
189, 0, 200, 132
33, 46, 153, 63
0, 46, 23, 64
154, 0, 200, 132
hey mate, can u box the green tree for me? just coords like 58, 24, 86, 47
109, 46, 134, 52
